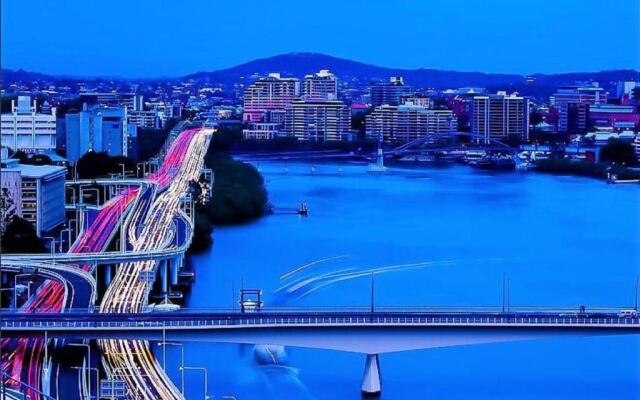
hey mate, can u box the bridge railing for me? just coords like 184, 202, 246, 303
1, 312, 638, 330
0, 305, 633, 315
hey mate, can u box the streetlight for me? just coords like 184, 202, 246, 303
70, 365, 99, 400
181, 366, 210, 400
42, 236, 56, 263
156, 341, 185, 395
60, 225, 72, 252
68, 342, 93, 397
14, 274, 35, 308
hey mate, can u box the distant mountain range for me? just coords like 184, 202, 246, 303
3, 52, 640, 99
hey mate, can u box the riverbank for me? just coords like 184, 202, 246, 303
188, 148, 269, 253
534, 158, 640, 181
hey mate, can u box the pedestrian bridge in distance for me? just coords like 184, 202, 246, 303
3, 308, 638, 395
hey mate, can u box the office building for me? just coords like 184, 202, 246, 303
617, 81, 640, 100
0, 157, 66, 236
365, 103, 457, 143
65, 104, 130, 163
79, 92, 143, 111
370, 77, 413, 107
284, 98, 351, 141
242, 73, 300, 122
550, 84, 607, 133
303, 70, 338, 100
471, 92, 529, 143
1, 96, 57, 153
128, 110, 161, 129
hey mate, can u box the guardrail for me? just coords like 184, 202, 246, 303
0, 371, 56, 400
2, 311, 638, 331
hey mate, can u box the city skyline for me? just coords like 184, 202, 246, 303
2, 0, 639, 77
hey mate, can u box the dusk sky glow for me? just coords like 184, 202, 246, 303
2, 0, 639, 77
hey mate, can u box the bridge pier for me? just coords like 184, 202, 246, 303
104, 264, 112, 287
161, 260, 169, 294
170, 257, 180, 286
361, 353, 381, 397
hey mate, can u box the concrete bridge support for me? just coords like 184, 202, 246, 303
170, 257, 180, 286
361, 353, 381, 397
104, 264, 112, 287
160, 260, 169, 294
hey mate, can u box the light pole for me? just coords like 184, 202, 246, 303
43, 236, 56, 263
14, 273, 33, 308
181, 366, 210, 399
60, 225, 72, 252
68, 342, 93, 399
70, 365, 99, 400
157, 341, 185, 395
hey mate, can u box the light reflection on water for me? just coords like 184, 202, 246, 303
158, 161, 640, 399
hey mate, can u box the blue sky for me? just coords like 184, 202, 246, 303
2, 0, 639, 77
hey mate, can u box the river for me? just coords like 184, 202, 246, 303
162, 160, 640, 399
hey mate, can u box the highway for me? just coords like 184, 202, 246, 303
1, 137, 174, 398
98, 128, 212, 400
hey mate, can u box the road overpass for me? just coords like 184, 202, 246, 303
3, 308, 637, 395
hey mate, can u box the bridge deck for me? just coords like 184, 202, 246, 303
2, 310, 638, 331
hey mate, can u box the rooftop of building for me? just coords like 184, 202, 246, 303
14, 164, 66, 178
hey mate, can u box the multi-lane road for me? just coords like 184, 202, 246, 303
1, 127, 212, 400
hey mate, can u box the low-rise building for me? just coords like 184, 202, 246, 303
588, 104, 639, 131
0, 157, 66, 236
243, 122, 281, 140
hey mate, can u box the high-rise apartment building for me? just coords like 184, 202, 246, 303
370, 77, 413, 107
550, 84, 607, 133
470, 92, 529, 143
365, 103, 457, 143
284, 98, 350, 141
65, 104, 130, 163
1, 96, 57, 153
303, 70, 338, 100
242, 73, 300, 122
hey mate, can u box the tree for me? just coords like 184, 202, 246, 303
0, 216, 46, 253
76, 151, 135, 179
600, 139, 637, 165
23, 154, 53, 165
203, 151, 268, 225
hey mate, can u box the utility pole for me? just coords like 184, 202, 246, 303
635, 274, 639, 311
370, 272, 375, 314
502, 273, 507, 313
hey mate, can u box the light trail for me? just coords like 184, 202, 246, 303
98, 128, 212, 400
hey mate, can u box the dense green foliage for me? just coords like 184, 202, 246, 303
203, 151, 268, 225
1, 216, 46, 253
535, 158, 640, 180
76, 151, 135, 179
188, 141, 269, 253
534, 159, 607, 178
599, 139, 637, 166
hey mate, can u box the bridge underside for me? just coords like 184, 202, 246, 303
5, 324, 637, 354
